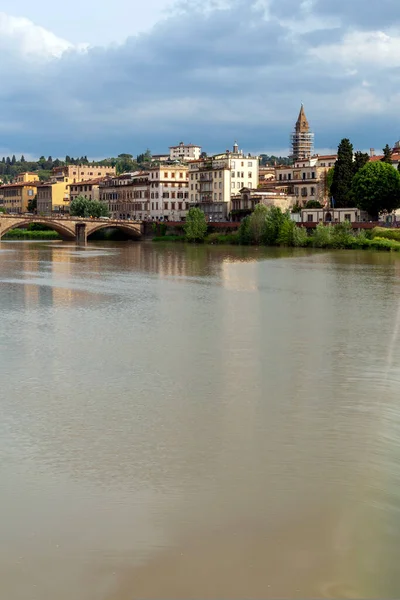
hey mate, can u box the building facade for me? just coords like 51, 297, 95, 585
99, 173, 149, 219
231, 187, 293, 220
68, 178, 104, 203
169, 142, 201, 162
298, 207, 369, 224
189, 143, 259, 221
37, 182, 67, 215
49, 164, 116, 213
0, 172, 39, 213
148, 164, 189, 221
275, 154, 336, 206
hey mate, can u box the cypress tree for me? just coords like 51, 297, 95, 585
382, 144, 392, 164
353, 151, 369, 175
331, 138, 354, 208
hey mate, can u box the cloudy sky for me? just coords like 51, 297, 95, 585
1, 0, 399, 159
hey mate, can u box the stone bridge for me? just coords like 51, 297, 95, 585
0, 215, 142, 243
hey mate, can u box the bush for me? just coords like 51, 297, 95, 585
370, 227, 400, 242
262, 206, 286, 245
292, 225, 310, 247
206, 232, 239, 245
331, 220, 353, 248
312, 223, 333, 248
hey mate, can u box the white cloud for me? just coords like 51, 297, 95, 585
310, 29, 400, 68
0, 12, 85, 60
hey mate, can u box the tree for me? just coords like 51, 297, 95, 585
262, 206, 286, 245
331, 138, 354, 208
382, 144, 392, 164
20, 155, 26, 163
248, 203, 268, 244
27, 195, 37, 213
352, 161, 400, 220
70, 196, 110, 218
305, 200, 323, 209
11, 155, 16, 165
184, 207, 207, 242
353, 151, 369, 174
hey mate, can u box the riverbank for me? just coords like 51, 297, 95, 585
3, 228, 61, 240
154, 224, 400, 252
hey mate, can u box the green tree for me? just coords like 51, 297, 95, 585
69, 196, 110, 218
27, 195, 37, 212
248, 203, 268, 244
331, 138, 354, 208
382, 144, 392, 164
353, 151, 369, 174
262, 206, 286, 245
184, 207, 207, 242
304, 200, 323, 209
352, 161, 400, 220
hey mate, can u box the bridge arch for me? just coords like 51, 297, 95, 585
86, 222, 141, 240
0, 219, 76, 240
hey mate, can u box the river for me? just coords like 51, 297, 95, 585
1, 240, 400, 599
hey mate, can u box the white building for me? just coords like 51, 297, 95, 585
188, 142, 259, 221
148, 164, 189, 221
275, 154, 336, 206
169, 142, 202, 162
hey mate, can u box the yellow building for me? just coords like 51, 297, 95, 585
68, 177, 105, 203
37, 182, 68, 215
50, 164, 116, 212
0, 172, 39, 213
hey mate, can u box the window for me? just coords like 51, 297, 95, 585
155, 192, 159, 199
163, 192, 169, 198
237, 182, 241, 188
171, 192, 176, 198
219, 193, 222, 200
164, 172, 168, 178
307, 214, 314, 222
151, 192, 154, 199
219, 182, 222, 189
288, 173, 291, 180
190, 194, 194, 201
231, 161, 235, 167
171, 202, 175, 209
214, 182, 217, 189
152, 202, 154, 210
179, 172, 183, 178
28, 190, 34, 196
301, 187, 307, 197
312, 172, 315, 179
344, 213, 351, 222
310, 187, 315, 196
241, 162, 244, 167
178, 202, 182, 210
214, 193, 217, 200
248, 172, 252, 178
237, 172, 240, 178
171, 172, 175, 178
164, 202, 169, 210
302, 173, 306, 180
279, 174, 282, 181
248, 161, 252, 167
231, 182, 235, 189
191, 184, 193, 190
184, 192, 188, 198
156, 202, 159, 210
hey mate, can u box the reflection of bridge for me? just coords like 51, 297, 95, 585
0, 215, 142, 243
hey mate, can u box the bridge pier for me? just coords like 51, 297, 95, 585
75, 223, 87, 244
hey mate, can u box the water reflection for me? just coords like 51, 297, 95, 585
1, 241, 400, 599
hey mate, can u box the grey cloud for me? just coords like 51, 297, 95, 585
0, 0, 399, 156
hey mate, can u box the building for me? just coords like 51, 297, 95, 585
231, 187, 293, 221
189, 143, 259, 221
169, 142, 201, 162
0, 172, 39, 213
298, 207, 369, 224
49, 164, 116, 213
291, 104, 314, 161
37, 182, 67, 215
147, 164, 189, 221
99, 172, 150, 220
68, 178, 105, 203
275, 154, 337, 206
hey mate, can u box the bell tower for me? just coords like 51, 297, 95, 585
290, 104, 314, 161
